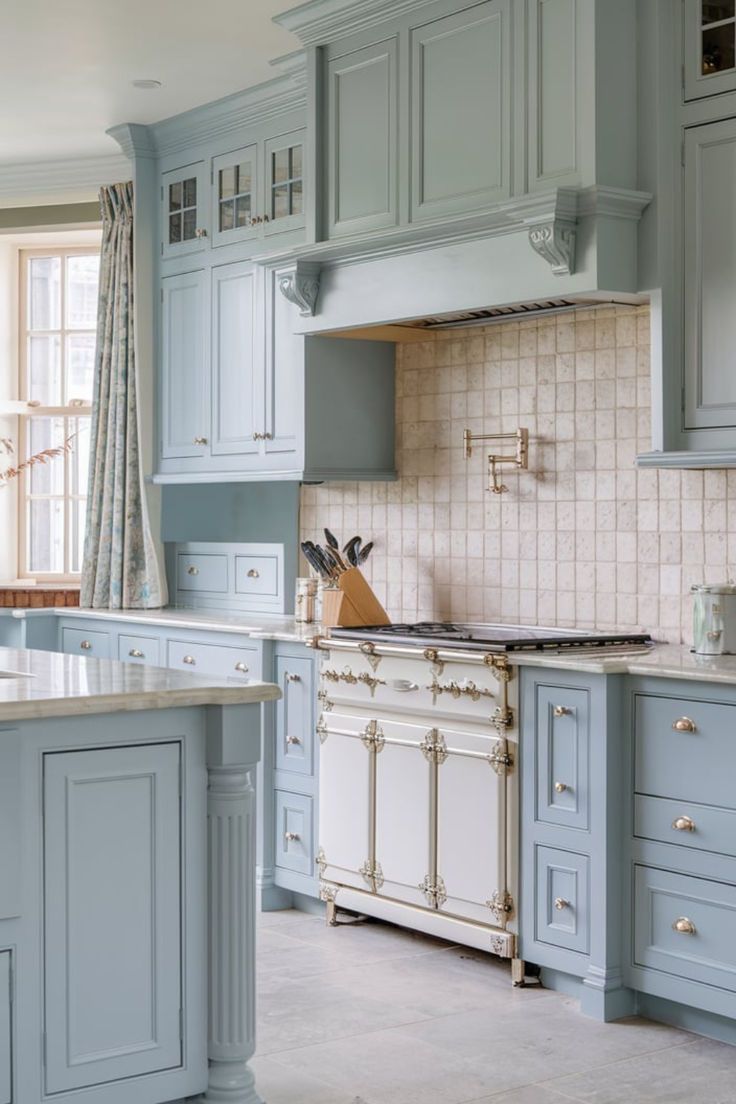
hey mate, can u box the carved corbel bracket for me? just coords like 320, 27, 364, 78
527, 218, 576, 277
277, 260, 321, 317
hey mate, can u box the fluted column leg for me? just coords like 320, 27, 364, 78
203, 704, 263, 1104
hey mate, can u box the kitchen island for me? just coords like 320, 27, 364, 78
0, 646, 279, 1104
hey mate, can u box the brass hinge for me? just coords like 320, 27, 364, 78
317, 688, 334, 712
316, 716, 328, 743
361, 719, 385, 752
420, 727, 448, 764
359, 859, 384, 891
315, 847, 327, 876
419, 874, 447, 909
487, 890, 515, 922
492, 706, 514, 734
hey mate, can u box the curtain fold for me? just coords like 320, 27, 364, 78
81, 182, 167, 609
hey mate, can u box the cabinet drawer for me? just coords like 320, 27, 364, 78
234, 554, 278, 597
275, 791, 314, 876
0, 951, 10, 1104
167, 638, 257, 681
634, 865, 736, 993
634, 794, 736, 859
535, 845, 589, 955
635, 693, 736, 808
534, 684, 589, 830
176, 552, 228, 593
61, 627, 111, 658
119, 633, 161, 666
275, 655, 314, 776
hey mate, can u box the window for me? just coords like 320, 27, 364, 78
270, 143, 303, 220
18, 248, 100, 579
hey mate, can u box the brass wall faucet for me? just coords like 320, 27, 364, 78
463, 427, 529, 494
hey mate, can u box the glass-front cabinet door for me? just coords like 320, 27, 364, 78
685, 0, 736, 99
212, 144, 260, 247
264, 130, 306, 235
161, 161, 209, 259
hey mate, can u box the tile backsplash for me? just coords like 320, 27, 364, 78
300, 305, 736, 644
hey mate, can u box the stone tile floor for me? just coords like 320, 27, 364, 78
253, 909, 736, 1104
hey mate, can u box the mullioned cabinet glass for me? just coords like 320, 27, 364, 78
210, 131, 306, 248
684, 0, 736, 99
161, 162, 209, 259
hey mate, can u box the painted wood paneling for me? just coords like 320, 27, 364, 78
43, 742, 182, 1092
534, 684, 589, 831
411, 0, 511, 219
160, 269, 208, 460
528, 0, 578, 188
0, 952, 10, 1104
275, 654, 314, 776
60, 626, 111, 658
211, 262, 260, 457
274, 790, 314, 876
0, 731, 20, 922
326, 38, 399, 236
264, 265, 303, 462
684, 118, 736, 430
535, 844, 589, 954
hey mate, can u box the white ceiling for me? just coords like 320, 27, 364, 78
2, 0, 300, 167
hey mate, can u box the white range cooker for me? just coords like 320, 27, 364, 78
310, 622, 650, 981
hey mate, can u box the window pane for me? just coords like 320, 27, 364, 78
27, 498, 64, 574
169, 213, 182, 244
703, 1, 735, 24
219, 198, 234, 232
237, 161, 252, 192
235, 196, 251, 227
28, 334, 61, 405
28, 417, 65, 494
272, 184, 289, 220
291, 179, 303, 216
182, 177, 197, 207
169, 181, 182, 211
69, 498, 86, 574
291, 144, 303, 178
702, 22, 735, 72
219, 166, 235, 199
66, 255, 99, 328
272, 149, 289, 184
66, 334, 96, 403
28, 256, 61, 330
69, 418, 91, 498
183, 208, 197, 240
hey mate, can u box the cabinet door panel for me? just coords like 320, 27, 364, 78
0, 952, 10, 1104
211, 262, 259, 457
275, 655, 314, 776
411, 0, 511, 220
161, 270, 208, 459
534, 684, 589, 830
684, 118, 736, 430
326, 39, 399, 236
684, 0, 736, 101
212, 144, 259, 248
0, 730, 20, 921
161, 162, 208, 260
44, 743, 181, 1092
264, 265, 303, 462
264, 130, 306, 236
318, 716, 371, 890
376, 739, 430, 909
528, 0, 578, 188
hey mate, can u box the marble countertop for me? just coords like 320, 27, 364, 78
0, 646, 280, 722
511, 643, 736, 684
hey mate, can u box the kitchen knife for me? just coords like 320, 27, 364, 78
343, 535, 362, 566
358, 541, 374, 564
301, 541, 329, 580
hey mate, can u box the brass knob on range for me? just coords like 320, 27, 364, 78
80, 640, 92, 650
672, 917, 696, 935
672, 815, 696, 832
554, 897, 569, 911
553, 705, 572, 717
129, 649, 144, 659
672, 717, 697, 733
234, 662, 249, 673
554, 781, 568, 794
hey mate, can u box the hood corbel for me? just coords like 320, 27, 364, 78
278, 260, 321, 317
522, 188, 579, 277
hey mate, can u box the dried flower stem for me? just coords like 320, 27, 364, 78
0, 435, 76, 487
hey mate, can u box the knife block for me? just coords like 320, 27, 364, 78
321, 568, 390, 628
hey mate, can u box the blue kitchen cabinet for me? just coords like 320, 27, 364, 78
160, 269, 209, 462
161, 161, 209, 260
684, 0, 736, 101
0, 952, 10, 1104
210, 260, 260, 461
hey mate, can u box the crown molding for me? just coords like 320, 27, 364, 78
0, 153, 130, 208
274, 0, 432, 45
107, 123, 157, 161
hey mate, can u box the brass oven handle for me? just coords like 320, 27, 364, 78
672, 815, 696, 832
672, 917, 696, 935
554, 897, 569, 911
129, 649, 144, 659
183, 655, 196, 665
672, 717, 697, 733
234, 662, 249, 673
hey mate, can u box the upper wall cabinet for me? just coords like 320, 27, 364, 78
527, 0, 581, 190
410, 0, 511, 219
684, 0, 736, 100
161, 161, 209, 259
211, 131, 306, 248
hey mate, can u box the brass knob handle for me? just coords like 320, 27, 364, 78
193, 436, 208, 446
553, 705, 572, 717
183, 655, 196, 665
80, 640, 92, 650
672, 815, 696, 832
672, 917, 696, 935
286, 735, 302, 745
247, 568, 260, 578
672, 717, 696, 733
264, 431, 273, 440
129, 649, 144, 658
284, 831, 300, 842
554, 781, 567, 793
187, 565, 199, 575
285, 672, 301, 682
234, 661, 249, 673
194, 227, 208, 238
554, 897, 569, 911
252, 432, 262, 440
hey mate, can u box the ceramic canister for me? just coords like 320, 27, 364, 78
692, 583, 736, 655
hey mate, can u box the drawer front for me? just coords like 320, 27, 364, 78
275, 655, 314, 776
275, 791, 314, 876
534, 684, 589, 830
0, 951, 10, 1104
176, 552, 228, 593
634, 865, 736, 992
635, 693, 736, 808
635, 794, 736, 860
118, 633, 161, 666
535, 845, 589, 955
234, 554, 279, 597
167, 638, 257, 681
61, 627, 111, 658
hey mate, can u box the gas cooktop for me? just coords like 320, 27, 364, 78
328, 621, 653, 653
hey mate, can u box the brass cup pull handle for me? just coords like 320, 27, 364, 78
553, 705, 572, 717
554, 897, 569, 911
673, 917, 696, 935
285, 672, 301, 682
80, 640, 92, 650
247, 568, 260, 578
284, 831, 300, 842
187, 565, 199, 575
129, 649, 144, 659
193, 436, 208, 446
672, 815, 696, 832
554, 781, 568, 793
672, 717, 697, 733
286, 735, 302, 745
183, 655, 196, 665
234, 662, 249, 673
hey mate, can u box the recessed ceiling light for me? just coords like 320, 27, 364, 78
131, 79, 162, 90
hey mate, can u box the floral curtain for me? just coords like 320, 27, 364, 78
81, 182, 167, 609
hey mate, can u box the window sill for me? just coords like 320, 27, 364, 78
0, 585, 80, 609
